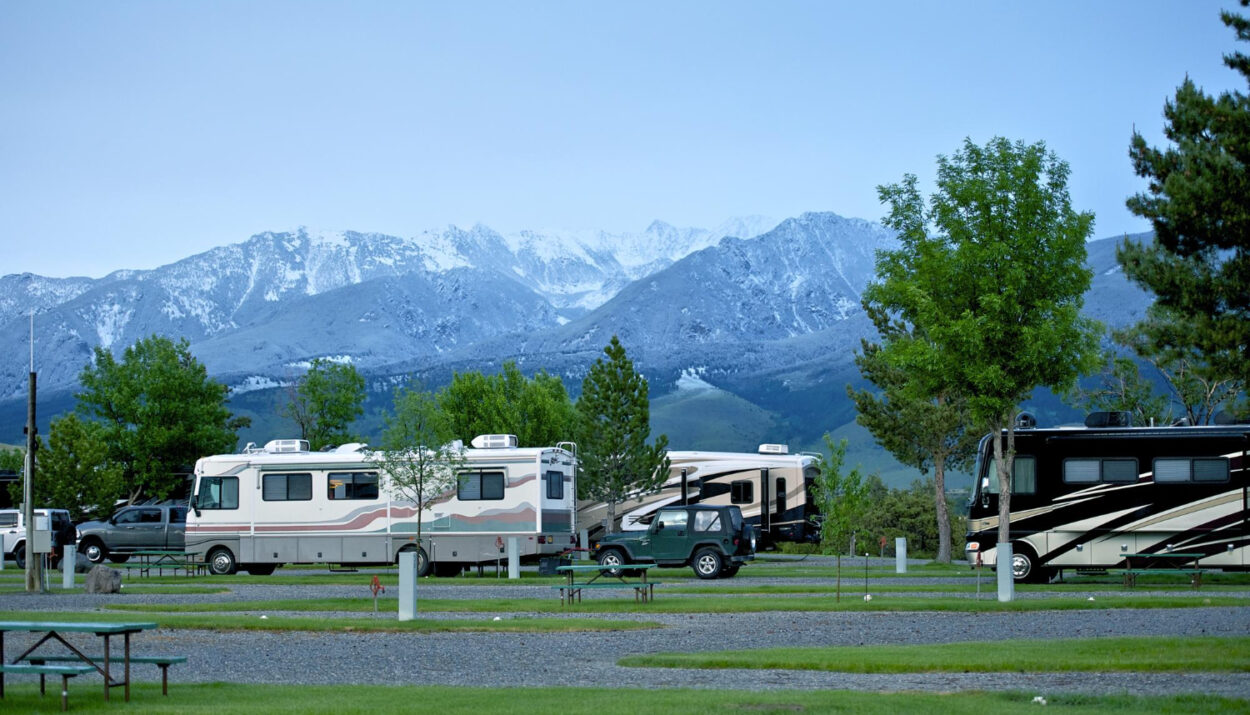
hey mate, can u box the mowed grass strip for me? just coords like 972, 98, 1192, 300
0, 682, 1241, 714
101, 593, 1249, 616
0, 609, 657, 633
620, 636, 1250, 673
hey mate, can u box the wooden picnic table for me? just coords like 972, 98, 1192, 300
0, 620, 157, 707
1119, 552, 1205, 588
553, 563, 660, 605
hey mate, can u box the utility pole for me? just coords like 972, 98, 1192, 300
24, 313, 41, 593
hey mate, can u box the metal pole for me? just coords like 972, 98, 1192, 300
25, 369, 40, 593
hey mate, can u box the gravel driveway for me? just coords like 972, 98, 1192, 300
3, 563, 1248, 698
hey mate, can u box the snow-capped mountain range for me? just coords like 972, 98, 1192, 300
0, 212, 1152, 465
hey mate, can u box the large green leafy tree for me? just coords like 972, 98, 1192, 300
32, 414, 124, 520
77, 335, 246, 504
575, 336, 670, 532
282, 358, 366, 451
847, 335, 978, 564
873, 137, 1103, 593
437, 362, 576, 446
1119, 3, 1250, 399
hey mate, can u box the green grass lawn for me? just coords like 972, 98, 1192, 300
620, 635, 1250, 673
0, 683, 1241, 714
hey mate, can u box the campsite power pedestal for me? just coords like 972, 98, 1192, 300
398, 550, 418, 621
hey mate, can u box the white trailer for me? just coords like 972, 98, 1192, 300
185, 435, 577, 576
578, 445, 821, 546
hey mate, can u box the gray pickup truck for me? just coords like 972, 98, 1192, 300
75, 504, 187, 564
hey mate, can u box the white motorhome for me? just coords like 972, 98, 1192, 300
186, 435, 577, 576
578, 445, 821, 546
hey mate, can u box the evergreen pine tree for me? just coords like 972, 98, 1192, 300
1120, 2, 1250, 397
575, 336, 670, 533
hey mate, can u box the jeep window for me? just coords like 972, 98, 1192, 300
264, 473, 314, 501
0, 513, 17, 528
170, 507, 187, 524
728, 508, 744, 531
693, 510, 721, 532
328, 472, 380, 500
730, 480, 753, 504
457, 471, 506, 501
197, 476, 239, 510
655, 509, 688, 530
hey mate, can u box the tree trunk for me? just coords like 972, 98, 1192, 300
994, 413, 1016, 558
933, 455, 951, 564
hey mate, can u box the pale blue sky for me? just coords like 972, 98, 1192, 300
1, 2, 1243, 278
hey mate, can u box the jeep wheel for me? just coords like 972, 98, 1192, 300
692, 547, 724, 579
597, 548, 628, 577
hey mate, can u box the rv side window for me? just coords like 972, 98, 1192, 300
1063, 459, 1100, 484
1193, 458, 1228, 482
731, 480, 754, 504
328, 472, 380, 500
1154, 459, 1191, 483
264, 473, 313, 501
545, 471, 564, 500
1102, 459, 1138, 483
457, 471, 506, 501
985, 456, 1036, 494
197, 476, 239, 510
775, 478, 786, 516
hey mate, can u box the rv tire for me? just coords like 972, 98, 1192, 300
398, 545, 430, 577
693, 547, 724, 579
208, 547, 238, 575
1010, 543, 1053, 584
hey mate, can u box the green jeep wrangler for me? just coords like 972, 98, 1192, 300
591, 505, 756, 579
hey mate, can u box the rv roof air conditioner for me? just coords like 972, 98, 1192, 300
758, 444, 789, 455
471, 434, 518, 449
264, 439, 310, 453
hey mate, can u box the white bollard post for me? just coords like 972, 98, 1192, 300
398, 550, 418, 621
996, 543, 1015, 602
62, 545, 76, 589
507, 537, 519, 579
895, 537, 907, 573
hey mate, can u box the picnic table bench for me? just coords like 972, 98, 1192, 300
0, 620, 162, 710
1117, 552, 1205, 589
553, 563, 660, 605
119, 550, 206, 578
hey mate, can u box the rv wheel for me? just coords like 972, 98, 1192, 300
398, 545, 431, 577
693, 547, 724, 579
1010, 544, 1054, 584
208, 547, 238, 575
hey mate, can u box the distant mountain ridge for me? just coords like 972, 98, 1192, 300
0, 213, 1154, 486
